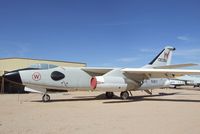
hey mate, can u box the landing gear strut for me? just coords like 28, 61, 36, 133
42, 94, 50, 102
120, 91, 129, 100
105, 92, 114, 99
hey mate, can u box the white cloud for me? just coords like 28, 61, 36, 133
16, 44, 30, 57
0, 41, 31, 57
116, 57, 139, 63
140, 48, 154, 53
177, 36, 190, 41
174, 49, 200, 56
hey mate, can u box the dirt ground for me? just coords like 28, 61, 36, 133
1, 87, 200, 134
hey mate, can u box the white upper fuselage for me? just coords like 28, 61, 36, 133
20, 67, 91, 91
19, 66, 171, 92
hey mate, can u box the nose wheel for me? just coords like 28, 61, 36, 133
42, 94, 50, 102
120, 91, 129, 100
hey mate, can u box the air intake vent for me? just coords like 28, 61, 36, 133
51, 71, 65, 81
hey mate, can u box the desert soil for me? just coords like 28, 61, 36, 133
1, 87, 200, 134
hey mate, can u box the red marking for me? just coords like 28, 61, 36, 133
90, 77, 97, 90
32, 72, 41, 81
164, 52, 170, 60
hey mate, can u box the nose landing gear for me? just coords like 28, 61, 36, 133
42, 94, 50, 102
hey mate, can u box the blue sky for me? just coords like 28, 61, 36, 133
0, 0, 200, 67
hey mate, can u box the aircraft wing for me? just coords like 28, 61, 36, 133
153, 63, 198, 69
82, 63, 198, 76
122, 68, 200, 80
82, 67, 113, 76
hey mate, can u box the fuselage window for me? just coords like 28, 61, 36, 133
51, 71, 65, 81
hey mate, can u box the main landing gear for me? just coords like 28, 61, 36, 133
42, 94, 51, 102
105, 91, 130, 100
120, 91, 129, 100
105, 92, 114, 99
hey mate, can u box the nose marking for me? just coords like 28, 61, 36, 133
32, 72, 41, 81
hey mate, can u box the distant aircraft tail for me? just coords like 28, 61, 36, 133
143, 46, 176, 68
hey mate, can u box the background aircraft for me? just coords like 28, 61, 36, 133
167, 79, 186, 88
3, 46, 200, 102
169, 75, 200, 88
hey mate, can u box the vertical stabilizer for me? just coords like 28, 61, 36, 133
143, 46, 176, 68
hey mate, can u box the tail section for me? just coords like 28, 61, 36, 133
143, 46, 176, 68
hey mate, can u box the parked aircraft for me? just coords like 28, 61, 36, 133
169, 75, 200, 88
167, 79, 186, 88
3, 46, 200, 102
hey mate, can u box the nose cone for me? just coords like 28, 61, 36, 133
3, 71, 22, 84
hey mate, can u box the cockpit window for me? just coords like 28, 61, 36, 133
51, 71, 65, 81
29, 64, 39, 68
41, 64, 49, 69
49, 64, 58, 69
29, 64, 58, 69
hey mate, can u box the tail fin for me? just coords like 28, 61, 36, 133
143, 46, 176, 68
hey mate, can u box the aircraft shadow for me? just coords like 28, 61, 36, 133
173, 87, 200, 92
31, 94, 120, 103
103, 92, 200, 104
29, 92, 200, 103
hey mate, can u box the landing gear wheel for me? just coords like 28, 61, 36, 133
105, 92, 114, 99
120, 91, 129, 100
42, 94, 50, 102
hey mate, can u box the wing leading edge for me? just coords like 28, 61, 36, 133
122, 68, 200, 79
153, 63, 198, 69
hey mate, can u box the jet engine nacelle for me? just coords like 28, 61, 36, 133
90, 76, 135, 92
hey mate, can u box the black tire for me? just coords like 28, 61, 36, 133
105, 92, 114, 99
42, 94, 50, 102
120, 91, 129, 100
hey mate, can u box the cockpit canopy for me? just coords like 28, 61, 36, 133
29, 64, 58, 69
